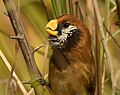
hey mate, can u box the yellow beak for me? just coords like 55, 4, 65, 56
45, 19, 58, 36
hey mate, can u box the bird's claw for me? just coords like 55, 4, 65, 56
39, 79, 47, 86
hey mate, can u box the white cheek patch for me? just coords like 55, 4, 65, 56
65, 25, 77, 33
57, 32, 68, 43
57, 25, 77, 45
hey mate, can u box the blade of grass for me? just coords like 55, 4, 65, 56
63, 0, 67, 13
51, 0, 60, 17
60, 0, 67, 14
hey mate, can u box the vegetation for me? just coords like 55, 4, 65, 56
0, 0, 120, 95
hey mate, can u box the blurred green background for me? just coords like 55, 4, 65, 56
0, 0, 120, 95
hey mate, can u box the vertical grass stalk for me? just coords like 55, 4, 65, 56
51, 0, 60, 17
92, 0, 115, 95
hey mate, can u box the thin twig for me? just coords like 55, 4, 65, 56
103, 24, 120, 48
2, 0, 51, 94
92, 0, 115, 95
33, 43, 45, 53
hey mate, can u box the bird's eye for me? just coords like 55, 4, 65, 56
62, 22, 70, 28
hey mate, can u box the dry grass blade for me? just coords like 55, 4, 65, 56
6, 42, 19, 95
0, 50, 28, 95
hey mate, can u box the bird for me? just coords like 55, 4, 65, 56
45, 14, 96, 95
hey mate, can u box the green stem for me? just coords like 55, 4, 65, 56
60, 0, 67, 14
51, 0, 60, 17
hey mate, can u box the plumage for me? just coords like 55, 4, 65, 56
45, 14, 95, 95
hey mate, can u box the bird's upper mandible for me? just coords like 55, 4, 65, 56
45, 19, 58, 36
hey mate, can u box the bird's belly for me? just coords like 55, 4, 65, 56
49, 64, 89, 95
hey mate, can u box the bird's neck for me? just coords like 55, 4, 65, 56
51, 41, 94, 71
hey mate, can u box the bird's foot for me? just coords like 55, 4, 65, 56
39, 78, 48, 86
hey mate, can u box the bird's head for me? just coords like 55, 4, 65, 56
45, 14, 91, 50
